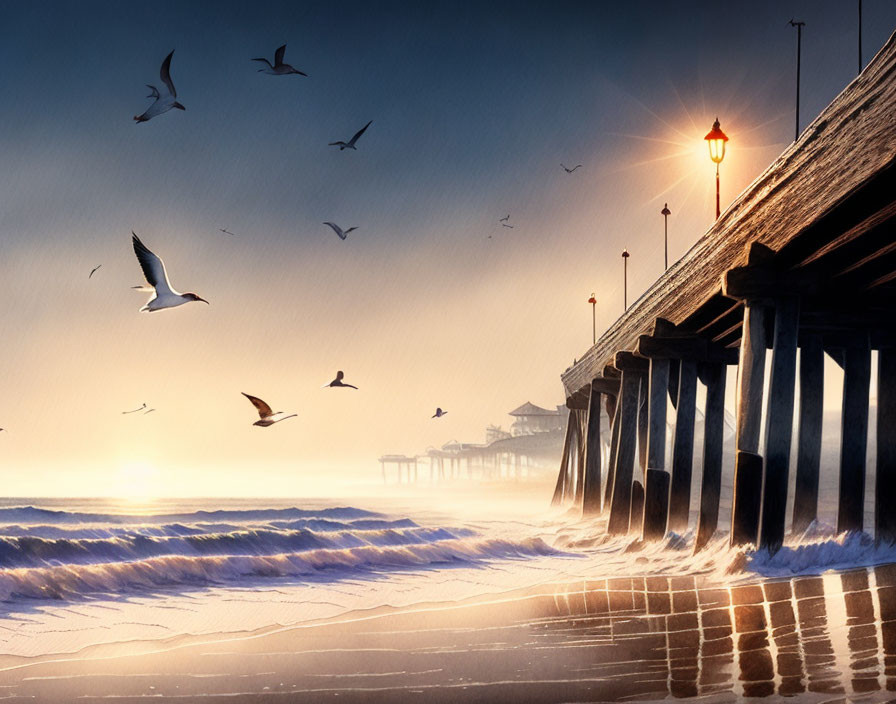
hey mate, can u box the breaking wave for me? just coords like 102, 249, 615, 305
0, 505, 558, 604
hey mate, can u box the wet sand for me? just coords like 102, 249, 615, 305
3, 565, 896, 702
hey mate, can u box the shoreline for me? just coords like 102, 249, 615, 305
3, 564, 896, 702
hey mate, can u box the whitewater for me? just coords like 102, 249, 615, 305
2, 494, 896, 659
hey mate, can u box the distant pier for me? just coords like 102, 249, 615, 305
554, 33, 896, 553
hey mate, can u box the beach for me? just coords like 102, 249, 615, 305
3, 565, 896, 702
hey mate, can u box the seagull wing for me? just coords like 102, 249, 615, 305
347, 120, 372, 146
132, 232, 173, 295
274, 44, 287, 66
160, 50, 176, 97
343, 227, 357, 235
323, 222, 346, 240
242, 392, 273, 419
146, 84, 160, 99
89, 265, 102, 278
328, 141, 347, 147
251, 57, 272, 67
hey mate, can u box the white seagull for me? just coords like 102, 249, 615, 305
322, 371, 358, 389
432, 407, 447, 418
131, 232, 208, 312
242, 393, 297, 427
134, 51, 185, 123
252, 44, 307, 76
323, 222, 357, 241
329, 121, 372, 150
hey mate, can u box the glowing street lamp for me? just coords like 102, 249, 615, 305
622, 250, 630, 311
704, 118, 728, 220
588, 292, 597, 344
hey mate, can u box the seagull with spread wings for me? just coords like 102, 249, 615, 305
252, 44, 307, 76
122, 403, 147, 414
432, 407, 447, 418
323, 222, 357, 241
242, 393, 297, 427
131, 232, 208, 312
89, 264, 102, 279
134, 51, 185, 123
329, 121, 372, 150
323, 371, 358, 389
561, 163, 582, 173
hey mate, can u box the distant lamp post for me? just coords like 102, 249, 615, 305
704, 118, 728, 220
621, 250, 630, 311
588, 292, 597, 344
661, 203, 671, 270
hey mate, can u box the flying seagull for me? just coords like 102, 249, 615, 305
144, 408, 156, 415
329, 121, 372, 150
134, 51, 185, 123
561, 163, 582, 173
242, 393, 297, 427
131, 232, 209, 312
501, 224, 514, 229
499, 215, 510, 223
219, 228, 238, 236
323, 371, 358, 389
432, 407, 447, 418
89, 264, 102, 279
323, 222, 357, 240
252, 44, 307, 76
122, 403, 147, 414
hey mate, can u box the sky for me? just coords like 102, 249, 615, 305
1, 0, 894, 497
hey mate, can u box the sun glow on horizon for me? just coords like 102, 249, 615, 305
115, 460, 161, 502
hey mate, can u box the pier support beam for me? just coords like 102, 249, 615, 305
630, 480, 645, 535
877, 348, 896, 544
669, 359, 698, 534
574, 410, 587, 505
695, 362, 726, 552
731, 301, 766, 546
730, 301, 768, 546
792, 334, 824, 534
551, 414, 575, 506
637, 375, 649, 478
758, 296, 801, 554
582, 384, 604, 515
642, 469, 670, 541
642, 357, 670, 539
608, 354, 647, 535
837, 335, 871, 534
604, 399, 621, 512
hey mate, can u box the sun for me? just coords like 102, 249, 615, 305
115, 460, 160, 502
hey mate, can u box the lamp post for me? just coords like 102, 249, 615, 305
859, 0, 863, 73
622, 250, 630, 311
661, 203, 671, 270
704, 118, 728, 220
789, 20, 805, 142
588, 293, 597, 344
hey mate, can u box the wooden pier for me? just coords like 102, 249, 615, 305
554, 32, 896, 553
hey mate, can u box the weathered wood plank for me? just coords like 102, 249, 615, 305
758, 296, 801, 554
695, 362, 726, 552
792, 334, 824, 534
669, 359, 698, 534
838, 336, 871, 534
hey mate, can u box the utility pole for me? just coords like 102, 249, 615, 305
622, 250, 630, 311
661, 203, 671, 271
789, 20, 805, 142
859, 0, 863, 74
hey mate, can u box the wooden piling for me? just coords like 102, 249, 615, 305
731, 451, 763, 546
604, 399, 622, 511
551, 413, 575, 506
608, 369, 641, 534
582, 386, 604, 515
877, 348, 896, 544
838, 335, 871, 534
730, 302, 768, 547
759, 296, 800, 554
646, 358, 670, 472
792, 334, 824, 534
574, 410, 587, 504
668, 359, 698, 534
695, 362, 726, 552
642, 469, 670, 541
637, 374, 649, 476
630, 480, 645, 535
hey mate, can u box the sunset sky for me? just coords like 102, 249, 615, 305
2, 1, 894, 497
